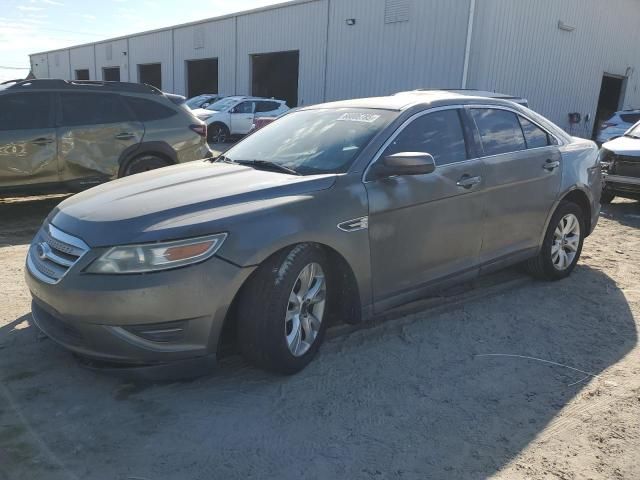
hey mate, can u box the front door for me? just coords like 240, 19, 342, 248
365, 108, 486, 309
57, 92, 144, 182
230, 101, 256, 134
468, 108, 562, 262
0, 92, 58, 188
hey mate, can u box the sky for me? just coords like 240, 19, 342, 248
0, 0, 283, 82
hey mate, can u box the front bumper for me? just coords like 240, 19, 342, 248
604, 174, 640, 198
26, 253, 254, 368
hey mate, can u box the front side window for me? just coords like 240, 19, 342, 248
234, 101, 255, 114
61, 93, 130, 126
471, 108, 527, 156
0, 93, 52, 130
519, 116, 550, 149
223, 108, 396, 175
383, 109, 468, 166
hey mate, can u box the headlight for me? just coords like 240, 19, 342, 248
86, 233, 227, 274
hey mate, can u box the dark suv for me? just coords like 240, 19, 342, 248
0, 79, 211, 195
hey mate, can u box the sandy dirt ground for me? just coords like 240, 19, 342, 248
0, 194, 639, 480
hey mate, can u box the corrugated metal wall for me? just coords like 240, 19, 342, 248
468, 0, 640, 133
236, 0, 328, 105
69, 45, 95, 79
46, 50, 70, 79
128, 30, 174, 91
95, 39, 129, 81
325, 0, 470, 101
173, 17, 236, 96
27, 0, 640, 135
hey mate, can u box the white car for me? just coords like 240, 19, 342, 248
596, 109, 640, 145
191, 96, 289, 143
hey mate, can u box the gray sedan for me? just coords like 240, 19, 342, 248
25, 91, 602, 375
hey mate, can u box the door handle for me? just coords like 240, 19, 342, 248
31, 137, 54, 146
115, 132, 135, 140
543, 159, 560, 171
456, 175, 482, 189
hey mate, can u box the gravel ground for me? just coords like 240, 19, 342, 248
0, 194, 639, 480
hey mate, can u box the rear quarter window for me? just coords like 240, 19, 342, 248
126, 96, 177, 121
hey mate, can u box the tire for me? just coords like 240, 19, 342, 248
600, 190, 615, 204
237, 244, 330, 375
525, 201, 585, 281
121, 154, 170, 177
207, 123, 230, 144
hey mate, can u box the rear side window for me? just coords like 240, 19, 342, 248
383, 109, 468, 166
256, 101, 281, 113
126, 96, 177, 121
61, 93, 131, 126
0, 93, 52, 130
519, 116, 550, 149
471, 108, 526, 156
620, 113, 640, 124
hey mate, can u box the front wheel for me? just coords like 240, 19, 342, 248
525, 201, 585, 280
207, 123, 230, 144
237, 244, 330, 374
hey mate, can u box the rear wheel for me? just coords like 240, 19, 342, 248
237, 244, 330, 374
121, 154, 170, 177
525, 201, 585, 280
207, 123, 230, 144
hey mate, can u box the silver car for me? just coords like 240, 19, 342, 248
25, 92, 602, 376
595, 109, 640, 144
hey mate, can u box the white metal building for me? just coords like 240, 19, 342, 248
29, 0, 640, 137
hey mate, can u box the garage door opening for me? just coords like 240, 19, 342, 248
592, 74, 625, 138
138, 63, 162, 89
103, 67, 120, 82
75, 69, 89, 80
186, 58, 218, 98
251, 51, 299, 108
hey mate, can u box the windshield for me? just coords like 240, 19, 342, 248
207, 98, 238, 111
626, 122, 640, 138
222, 108, 396, 175
185, 95, 210, 109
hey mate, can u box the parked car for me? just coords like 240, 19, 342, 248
595, 109, 640, 145
600, 120, 640, 203
185, 93, 226, 110
191, 96, 289, 143
396, 89, 529, 107
26, 91, 601, 376
0, 79, 211, 195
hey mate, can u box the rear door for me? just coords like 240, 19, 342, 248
469, 107, 562, 263
0, 92, 58, 188
230, 101, 256, 134
57, 92, 144, 182
365, 107, 486, 309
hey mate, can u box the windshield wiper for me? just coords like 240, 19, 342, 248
624, 134, 640, 139
235, 160, 301, 176
213, 154, 234, 164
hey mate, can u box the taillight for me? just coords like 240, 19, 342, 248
190, 124, 207, 137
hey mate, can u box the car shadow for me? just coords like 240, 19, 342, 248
0, 265, 636, 479
600, 198, 640, 229
0, 194, 70, 247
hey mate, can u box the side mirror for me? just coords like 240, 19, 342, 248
373, 152, 436, 180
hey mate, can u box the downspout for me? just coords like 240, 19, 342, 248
461, 0, 476, 89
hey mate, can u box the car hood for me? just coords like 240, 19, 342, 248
191, 108, 217, 117
49, 161, 337, 247
603, 136, 640, 155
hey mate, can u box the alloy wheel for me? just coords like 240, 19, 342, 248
285, 262, 326, 357
551, 213, 581, 271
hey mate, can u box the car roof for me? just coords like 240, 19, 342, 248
302, 90, 521, 112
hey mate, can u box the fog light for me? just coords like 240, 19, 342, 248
124, 320, 188, 343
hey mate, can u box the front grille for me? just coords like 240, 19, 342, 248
27, 224, 89, 284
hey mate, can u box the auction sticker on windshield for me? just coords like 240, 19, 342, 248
337, 112, 381, 123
